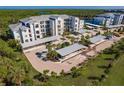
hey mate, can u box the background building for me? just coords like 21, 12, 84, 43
113, 13, 124, 25
90, 13, 124, 26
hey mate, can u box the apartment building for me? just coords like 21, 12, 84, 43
113, 13, 124, 25
9, 15, 81, 44
92, 13, 124, 26
93, 17, 106, 25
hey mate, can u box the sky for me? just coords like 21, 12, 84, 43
0, 6, 124, 10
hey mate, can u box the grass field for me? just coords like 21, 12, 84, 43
40, 53, 124, 86
42, 54, 118, 86
101, 54, 124, 85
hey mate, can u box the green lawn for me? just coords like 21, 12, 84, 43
42, 54, 116, 86
101, 54, 124, 85
41, 53, 124, 86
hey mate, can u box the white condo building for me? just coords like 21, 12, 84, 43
93, 13, 124, 26
9, 15, 81, 45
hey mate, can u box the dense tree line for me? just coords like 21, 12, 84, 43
40, 9, 105, 18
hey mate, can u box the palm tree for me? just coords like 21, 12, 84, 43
12, 69, 25, 85
51, 44, 57, 49
56, 43, 61, 49
70, 37, 75, 44
40, 70, 50, 82
79, 35, 91, 46
51, 71, 57, 77
70, 67, 81, 78
47, 50, 58, 61
60, 70, 65, 77
34, 70, 49, 82
43, 70, 49, 75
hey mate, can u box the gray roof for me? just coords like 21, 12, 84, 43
97, 13, 115, 18
9, 23, 29, 32
20, 18, 31, 23
79, 29, 86, 34
30, 15, 50, 21
21, 36, 61, 49
19, 14, 70, 23
49, 14, 70, 19
20, 25, 29, 30
9, 23, 22, 31
50, 16, 60, 19
56, 43, 87, 57
90, 35, 105, 44
86, 23, 103, 27
79, 29, 94, 34
107, 24, 124, 28
94, 16, 105, 19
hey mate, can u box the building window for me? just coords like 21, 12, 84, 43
45, 21, 49, 24
29, 34, 32, 37
47, 25, 49, 28
58, 21, 61, 24
25, 39, 28, 42
25, 35, 28, 37
36, 31, 39, 34
37, 36, 40, 38
46, 29, 49, 32
58, 25, 61, 28
58, 29, 61, 31
30, 38, 32, 41
35, 24, 39, 28
40, 21, 44, 24
45, 25, 47, 28
41, 29, 44, 32
29, 29, 31, 33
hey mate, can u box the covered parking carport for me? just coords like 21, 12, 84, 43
56, 43, 87, 62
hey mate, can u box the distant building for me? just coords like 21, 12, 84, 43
113, 13, 124, 25
93, 17, 106, 25
92, 13, 124, 26
9, 15, 81, 45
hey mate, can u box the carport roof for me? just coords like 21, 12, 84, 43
89, 35, 105, 44
56, 43, 87, 57
85, 23, 103, 28
106, 24, 124, 28
21, 36, 61, 49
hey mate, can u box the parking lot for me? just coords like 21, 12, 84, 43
24, 46, 87, 75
